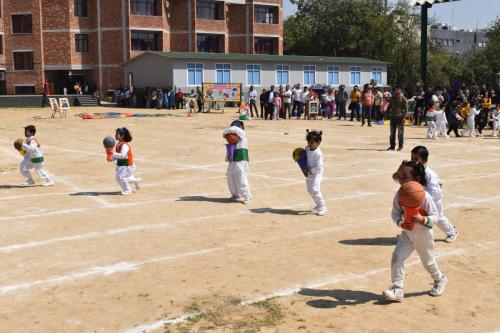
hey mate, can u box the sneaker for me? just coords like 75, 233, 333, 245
383, 286, 404, 302
397, 147, 404, 151
21, 180, 35, 186
42, 181, 54, 187
121, 190, 133, 195
229, 195, 240, 201
445, 228, 458, 243
386, 147, 395, 151
242, 196, 252, 204
134, 178, 142, 190
429, 275, 448, 297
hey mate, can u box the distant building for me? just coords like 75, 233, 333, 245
430, 22, 489, 56
0, 0, 283, 95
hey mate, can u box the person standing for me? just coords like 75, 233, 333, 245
264, 86, 275, 120
349, 85, 362, 121
381, 87, 392, 120
478, 91, 492, 136
325, 88, 336, 120
361, 85, 374, 127
248, 86, 258, 118
292, 84, 302, 118
196, 86, 204, 113
387, 87, 408, 151
282, 85, 292, 119
259, 89, 266, 118
336, 84, 348, 120
374, 88, 383, 123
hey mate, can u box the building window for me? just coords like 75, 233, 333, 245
74, 0, 88, 17
303, 65, 315, 85
131, 0, 159, 16
0, 35, 3, 55
75, 34, 89, 53
254, 37, 275, 55
13, 52, 34, 70
196, 0, 221, 20
276, 64, 289, 85
15, 85, 36, 95
254, 5, 277, 24
197, 34, 221, 53
187, 63, 203, 86
350, 66, 361, 85
247, 64, 261, 85
131, 31, 160, 51
11, 14, 32, 34
372, 67, 382, 85
328, 66, 339, 85
216, 64, 230, 84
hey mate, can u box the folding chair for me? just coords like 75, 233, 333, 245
49, 98, 62, 118
58, 98, 70, 118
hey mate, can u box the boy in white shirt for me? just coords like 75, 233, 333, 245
463, 104, 481, 137
303, 130, 326, 216
19, 125, 54, 186
492, 105, 500, 137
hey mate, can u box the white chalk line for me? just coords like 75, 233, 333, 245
123, 247, 471, 333
0, 212, 386, 296
0, 191, 382, 253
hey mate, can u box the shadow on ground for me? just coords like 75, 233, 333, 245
250, 207, 310, 215
0, 184, 43, 189
346, 148, 388, 152
176, 195, 239, 204
339, 237, 398, 246
70, 191, 122, 196
299, 288, 429, 308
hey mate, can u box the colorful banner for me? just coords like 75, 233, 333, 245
202, 83, 241, 103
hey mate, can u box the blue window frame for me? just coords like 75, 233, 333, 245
216, 63, 230, 84
187, 63, 203, 85
372, 67, 382, 85
247, 64, 261, 85
303, 65, 315, 85
328, 66, 339, 85
276, 64, 289, 85
350, 66, 361, 85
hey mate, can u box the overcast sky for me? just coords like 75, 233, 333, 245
284, 0, 500, 30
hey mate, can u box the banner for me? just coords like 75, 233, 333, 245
202, 83, 241, 103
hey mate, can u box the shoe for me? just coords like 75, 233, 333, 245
121, 190, 133, 195
429, 275, 448, 297
229, 195, 240, 201
445, 228, 458, 243
242, 196, 252, 204
368, 124, 372, 127
383, 286, 404, 302
349, 119, 353, 122
21, 180, 35, 186
42, 181, 54, 187
445, 135, 450, 139
135, 178, 142, 190
361, 123, 365, 126
386, 147, 395, 151
397, 147, 404, 151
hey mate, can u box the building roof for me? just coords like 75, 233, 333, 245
125, 51, 389, 66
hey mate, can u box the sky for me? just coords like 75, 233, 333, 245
284, 0, 500, 30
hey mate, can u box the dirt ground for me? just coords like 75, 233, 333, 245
0, 106, 499, 333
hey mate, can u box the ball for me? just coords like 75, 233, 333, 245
13, 139, 23, 151
225, 133, 239, 144
103, 136, 116, 148
293, 148, 304, 162
398, 181, 425, 208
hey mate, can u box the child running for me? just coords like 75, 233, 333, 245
19, 125, 54, 186
411, 146, 458, 242
463, 103, 481, 137
223, 120, 252, 203
384, 160, 447, 302
304, 130, 326, 216
111, 127, 141, 195
434, 107, 449, 139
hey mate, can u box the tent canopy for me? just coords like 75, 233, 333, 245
411, 0, 460, 6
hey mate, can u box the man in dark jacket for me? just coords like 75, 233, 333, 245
264, 86, 275, 120
387, 87, 408, 151
335, 84, 349, 120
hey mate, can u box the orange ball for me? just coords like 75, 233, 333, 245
398, 181, 425, 208
225, 133, 239, 144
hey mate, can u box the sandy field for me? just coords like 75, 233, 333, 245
0, 106, 499, 333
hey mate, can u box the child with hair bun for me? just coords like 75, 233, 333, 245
304, 129, 326, 216
111, 127, 141, 195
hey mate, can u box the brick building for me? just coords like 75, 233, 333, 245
0, 0, 283, 95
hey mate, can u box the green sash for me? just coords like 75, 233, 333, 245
31, 157, 44, 164
233, 148, 249, 162
117, 159, 129, 166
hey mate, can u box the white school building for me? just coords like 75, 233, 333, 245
123, 51, 389, 94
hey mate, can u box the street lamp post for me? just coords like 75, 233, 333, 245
411, 0, 461, 85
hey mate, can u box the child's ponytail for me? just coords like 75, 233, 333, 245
116, 127, 133, 142
413, 162, 427, 187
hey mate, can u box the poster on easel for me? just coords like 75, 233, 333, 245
202, 83, 241, 103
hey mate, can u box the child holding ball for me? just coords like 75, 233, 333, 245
304, 130, 326, 216
384, 160, 447, 302
223, 120, 252, 203
111, 128, 141, 195
18, 125, 54, 186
